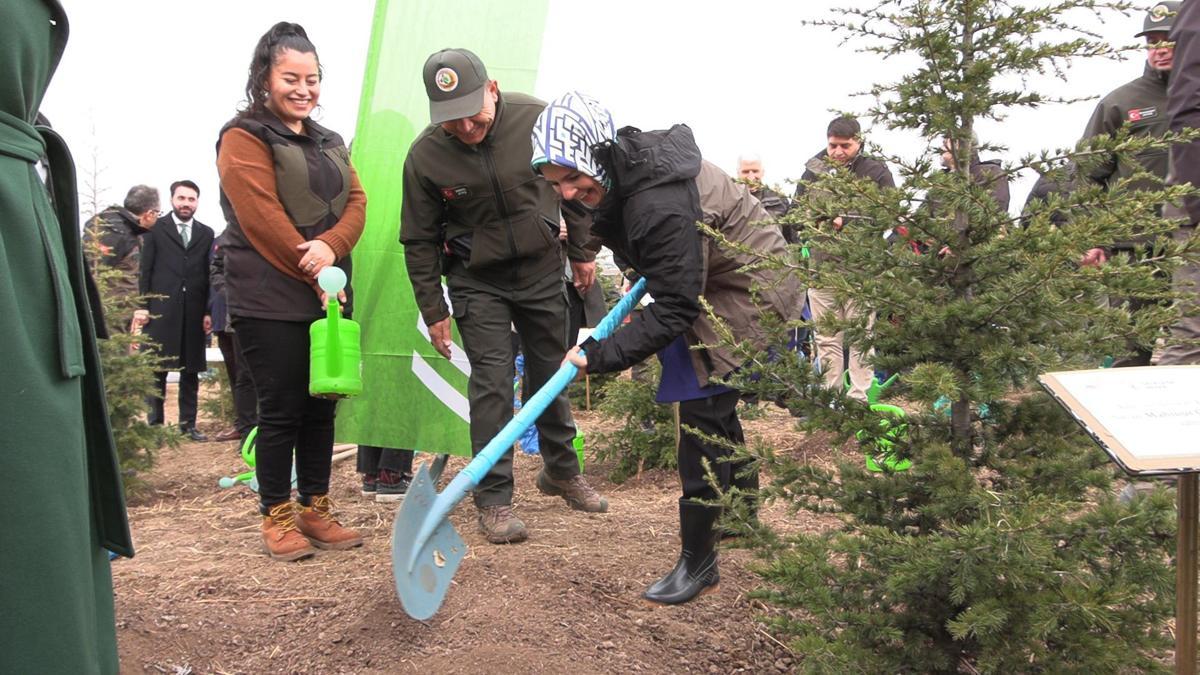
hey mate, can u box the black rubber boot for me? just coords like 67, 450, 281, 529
644, 499, 721, 605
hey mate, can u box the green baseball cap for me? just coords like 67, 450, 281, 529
422, 48, 489, 124
1136, 1, 1179, 38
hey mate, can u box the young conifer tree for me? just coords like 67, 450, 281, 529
84, 225, 177, 490
719, 0, 1199, 670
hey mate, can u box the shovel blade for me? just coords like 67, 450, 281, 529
391, 461, 467, 620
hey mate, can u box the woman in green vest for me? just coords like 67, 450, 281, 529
0, 1, 132, 673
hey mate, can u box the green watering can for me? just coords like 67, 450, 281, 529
309, 267, 363, 398
859, 403, 912, 472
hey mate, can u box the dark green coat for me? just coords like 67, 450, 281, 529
1079, 66, 1171, 251
0, 2, 131, 673
1080, 65, 1171, 192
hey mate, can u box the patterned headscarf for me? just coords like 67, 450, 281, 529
531, 91, 616, 186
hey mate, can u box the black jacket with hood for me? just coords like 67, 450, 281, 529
585, 125, 801, 385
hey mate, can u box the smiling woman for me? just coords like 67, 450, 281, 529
264, 49, 321, 133
215, 21, 367, 562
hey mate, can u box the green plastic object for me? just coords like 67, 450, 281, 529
218, 427, 258, 489
309, 267, 363, 398
572, 430, 586, 472
859, 403, 912, 472
843, 372, 899, 405
241, 427, 257, 468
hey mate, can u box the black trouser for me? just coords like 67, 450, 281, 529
148, 370, 199, 429
567, 286, 586, 346
357, 446, 414, 475
232, 316, 337, 510
449, 271, 580, 507
216, 330, 258, 437
677, 390, 752, 501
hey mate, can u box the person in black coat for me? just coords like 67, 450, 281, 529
136, 179, 214, 440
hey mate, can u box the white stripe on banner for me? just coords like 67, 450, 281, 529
412, 352, 471, 423
414, 287, 472, 377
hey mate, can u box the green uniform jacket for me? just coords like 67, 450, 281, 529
400, 91, 592, 325
1081, 65, 1171, 192
1080, 66, 1170, 250
0, 1, 131, 673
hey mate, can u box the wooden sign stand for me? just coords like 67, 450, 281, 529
1041, 366, 1200, 674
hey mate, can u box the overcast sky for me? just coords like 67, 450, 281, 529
45, 1, 1151, 229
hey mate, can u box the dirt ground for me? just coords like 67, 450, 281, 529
114, 385, 844, 674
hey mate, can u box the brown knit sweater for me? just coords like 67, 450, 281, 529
216, 127, 365, 286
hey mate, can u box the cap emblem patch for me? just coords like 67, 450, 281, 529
1150, 3, 1171, 22
435, 68, 459, 92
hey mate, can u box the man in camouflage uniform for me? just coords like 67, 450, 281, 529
85, 184, 160, 331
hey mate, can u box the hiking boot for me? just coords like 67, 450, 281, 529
261, 502, 317, 562
536, 471, 609, 513
375, 469, 411, 503
296, 495, 363, 550
477, 504, 528, 544
361, 473, 378, 498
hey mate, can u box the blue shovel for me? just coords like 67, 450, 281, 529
392, 278, 648, 620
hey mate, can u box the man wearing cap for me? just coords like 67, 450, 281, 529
1076, 1, 1178, 366
400, 48, 607, 544
1161, 0, 1200, 367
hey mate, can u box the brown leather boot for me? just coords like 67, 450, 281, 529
261, 502, 317, 562
536, 471, 609, 513
477, 504, 528, 544
296, 495, 363, 550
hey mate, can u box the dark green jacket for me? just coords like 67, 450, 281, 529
400, 91, 591, 325
1, 1, 129, 673
1080, 65, 1170, 251
1081, 65, 1170, 192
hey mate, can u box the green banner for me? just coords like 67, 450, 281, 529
338, 0, 551, 455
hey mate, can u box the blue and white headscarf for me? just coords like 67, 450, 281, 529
531, 91, 616, 186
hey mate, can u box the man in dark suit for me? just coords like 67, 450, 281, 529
136, 179, 214, 441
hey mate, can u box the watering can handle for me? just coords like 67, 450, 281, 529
326, 298, 341, 377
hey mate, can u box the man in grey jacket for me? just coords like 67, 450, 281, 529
794, 116, 895, 401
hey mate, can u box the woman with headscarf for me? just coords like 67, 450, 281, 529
531, 92, 802, 604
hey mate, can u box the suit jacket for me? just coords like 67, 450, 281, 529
139, 214, 214, 371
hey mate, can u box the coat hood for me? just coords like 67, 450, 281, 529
597, 124, 702, 199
